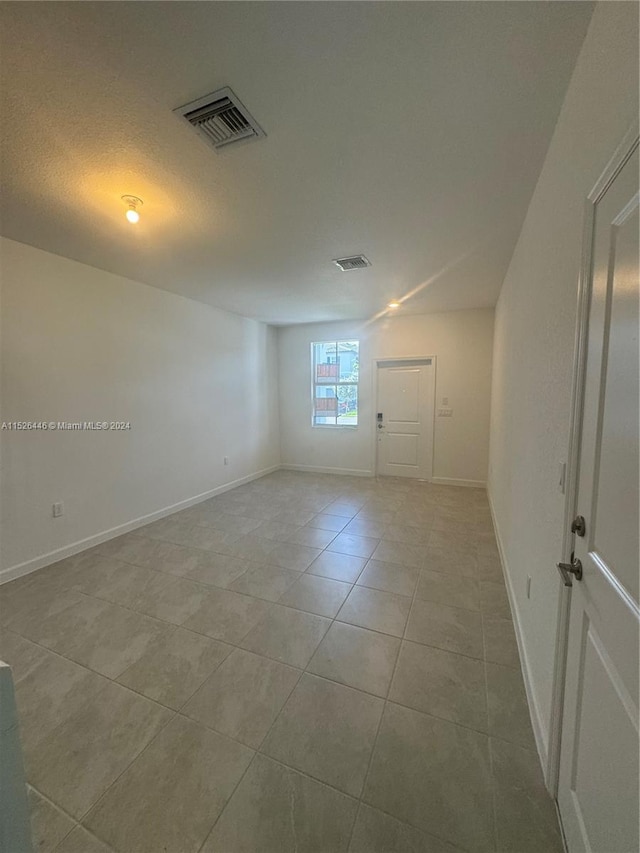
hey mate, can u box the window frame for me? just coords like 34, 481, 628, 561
310, 339, 360, 429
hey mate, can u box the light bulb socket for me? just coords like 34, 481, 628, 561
121, 195, 143, 223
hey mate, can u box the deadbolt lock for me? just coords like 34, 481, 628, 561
571, 515, 586, 537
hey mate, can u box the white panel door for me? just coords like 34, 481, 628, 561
558, 142, 639, 852
376, 359, 434, 479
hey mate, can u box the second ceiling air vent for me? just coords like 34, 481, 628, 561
333, 255, 371, 271
173, 86, 266, 152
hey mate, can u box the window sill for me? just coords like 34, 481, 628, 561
311, 424, 359, 429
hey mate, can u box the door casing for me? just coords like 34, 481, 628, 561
546, 121, 639, 799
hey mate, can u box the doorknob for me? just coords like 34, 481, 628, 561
556, 556, 583, 585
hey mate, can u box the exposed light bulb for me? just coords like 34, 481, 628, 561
121, 195, 143, 224
387, 301, 400, 309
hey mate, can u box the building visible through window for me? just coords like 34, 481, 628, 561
312, 340, 359, 426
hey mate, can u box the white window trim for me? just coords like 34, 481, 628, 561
310, 339, 360, 429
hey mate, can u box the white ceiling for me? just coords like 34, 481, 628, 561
0, 2, 593, 325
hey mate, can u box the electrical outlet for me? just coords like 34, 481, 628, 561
442, 397, 449, 406
526, 575, 532, 599
52, 502, 64, 518
223, 456, 229, 466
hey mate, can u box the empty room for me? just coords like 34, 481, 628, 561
0, 2, 638, 852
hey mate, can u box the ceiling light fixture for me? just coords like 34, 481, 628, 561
121, 195, 143, 224
387, 301, 400, 309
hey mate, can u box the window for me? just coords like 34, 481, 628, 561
312, 340, 359, 426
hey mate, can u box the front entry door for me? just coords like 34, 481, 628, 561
376, 359, 434, 479
557, 137, 639, 852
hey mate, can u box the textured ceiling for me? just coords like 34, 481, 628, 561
0, 2, 593, 324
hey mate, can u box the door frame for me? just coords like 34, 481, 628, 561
372, 356, 437, 480
546, 121, 639, 797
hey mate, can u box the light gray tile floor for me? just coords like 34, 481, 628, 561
0, 470, 563, 852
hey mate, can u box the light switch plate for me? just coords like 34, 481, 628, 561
437, 408, 453, 417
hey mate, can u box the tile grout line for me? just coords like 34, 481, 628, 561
8, 477, 503, 852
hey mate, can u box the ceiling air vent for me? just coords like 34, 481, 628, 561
333, 255, 371, 271
173, 87, 265, 152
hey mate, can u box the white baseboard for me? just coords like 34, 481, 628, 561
280, 463, 374, 477
0, 464, 280, 586
431, 477, 486, 489
487, 487, 549, 771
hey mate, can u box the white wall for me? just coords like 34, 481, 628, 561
0, 238, 280, 579
488, 1, 638, 763
277, 309, 494, 485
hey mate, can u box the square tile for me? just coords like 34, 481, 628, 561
390, 641, 487, 731
199, 512, 263, 536
323, 500, 362, 518
116, 627, 231, 709
85, 715, 253, 853
308, 622, 400, 697
307, 551, 367, 583
240, 604, 330, 668
343, 517, 388, 538
54, 827, 113, 853
35, 595, 169, 679
201, 754, 358, 853
4, 585, 85, 639
404, 598, 484, 659
273, 508, 318, 526
428, 530, 477, 556
350, 804, 460, 853
183, 553, 251, 588
252, 520, 301, 542
0, 629, 53, 684
64, 555, 172, 607
338, 586, 411, 637
11, 647, 106, 760
183, 648, 300, 747
363, 703, 494, 851
28, 785, 75, 853
357, 559, 419, 597
28, 680, 171, 818
483, 615, 520, 668
183, 588, 272, 644
423, 547, 478, 579
262, 673, 384, 797
278, 573, 351, 617
476, 533, 500, 559
95, 533, 159, 565
285, 526, 338, 548
267, 542, 322, 571
223, 533, 279, 561
306, 514, 349, 532
480, 580, 511, 618
370, 540, 425, 569
486, 662, 536, 750
228, 564, 300, 602
491, 737, 564, 853
382, 524, 431, 546
327, 532, 379, 559
477, 554, 504, 584
131, 577, 211, 625
415, 570, 480, 611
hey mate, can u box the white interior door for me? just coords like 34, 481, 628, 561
558, 141, 639, 852
376, 359, 434, 479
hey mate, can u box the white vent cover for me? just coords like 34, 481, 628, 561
174, 87, 265, 152
333, 255, 371, 271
